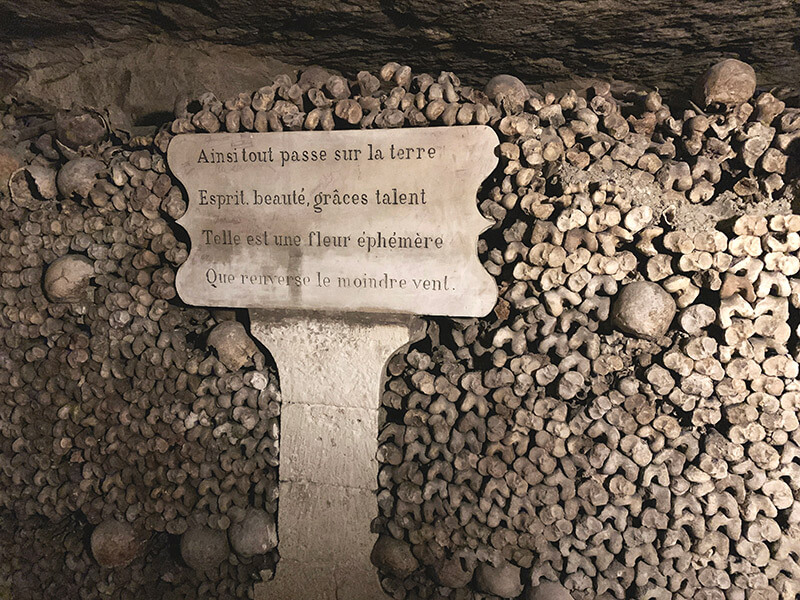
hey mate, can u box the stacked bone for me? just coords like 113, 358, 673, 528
0, 107, 279, 598
366, 62, 800, 600
1, 56, 800, 600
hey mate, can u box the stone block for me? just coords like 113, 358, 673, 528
251, 316, 415, 409
280, 403, 378, 489
255, 559, 384, 600
277, 480, 377, 564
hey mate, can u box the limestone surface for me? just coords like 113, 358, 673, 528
2, 2, 799, 114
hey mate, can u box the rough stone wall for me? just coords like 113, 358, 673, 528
2, 2, 800, 117
0, 40, 298, 126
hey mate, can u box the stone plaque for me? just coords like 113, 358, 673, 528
168, 126, 499, 316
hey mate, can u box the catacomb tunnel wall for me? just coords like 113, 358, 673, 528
2, 4, 800, 599
1, 1, 800, 120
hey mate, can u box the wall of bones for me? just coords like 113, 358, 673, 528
0, 57, 799, 599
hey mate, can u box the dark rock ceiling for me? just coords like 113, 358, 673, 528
1, 0, 798, 118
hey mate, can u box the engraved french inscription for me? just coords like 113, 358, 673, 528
168, 126, 499, 316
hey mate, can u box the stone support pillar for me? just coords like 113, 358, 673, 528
251, 312, 419, 600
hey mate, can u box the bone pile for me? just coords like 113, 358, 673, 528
366, 61, 800, 600
0, 56, 799, 600
0, 103, 280, 598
